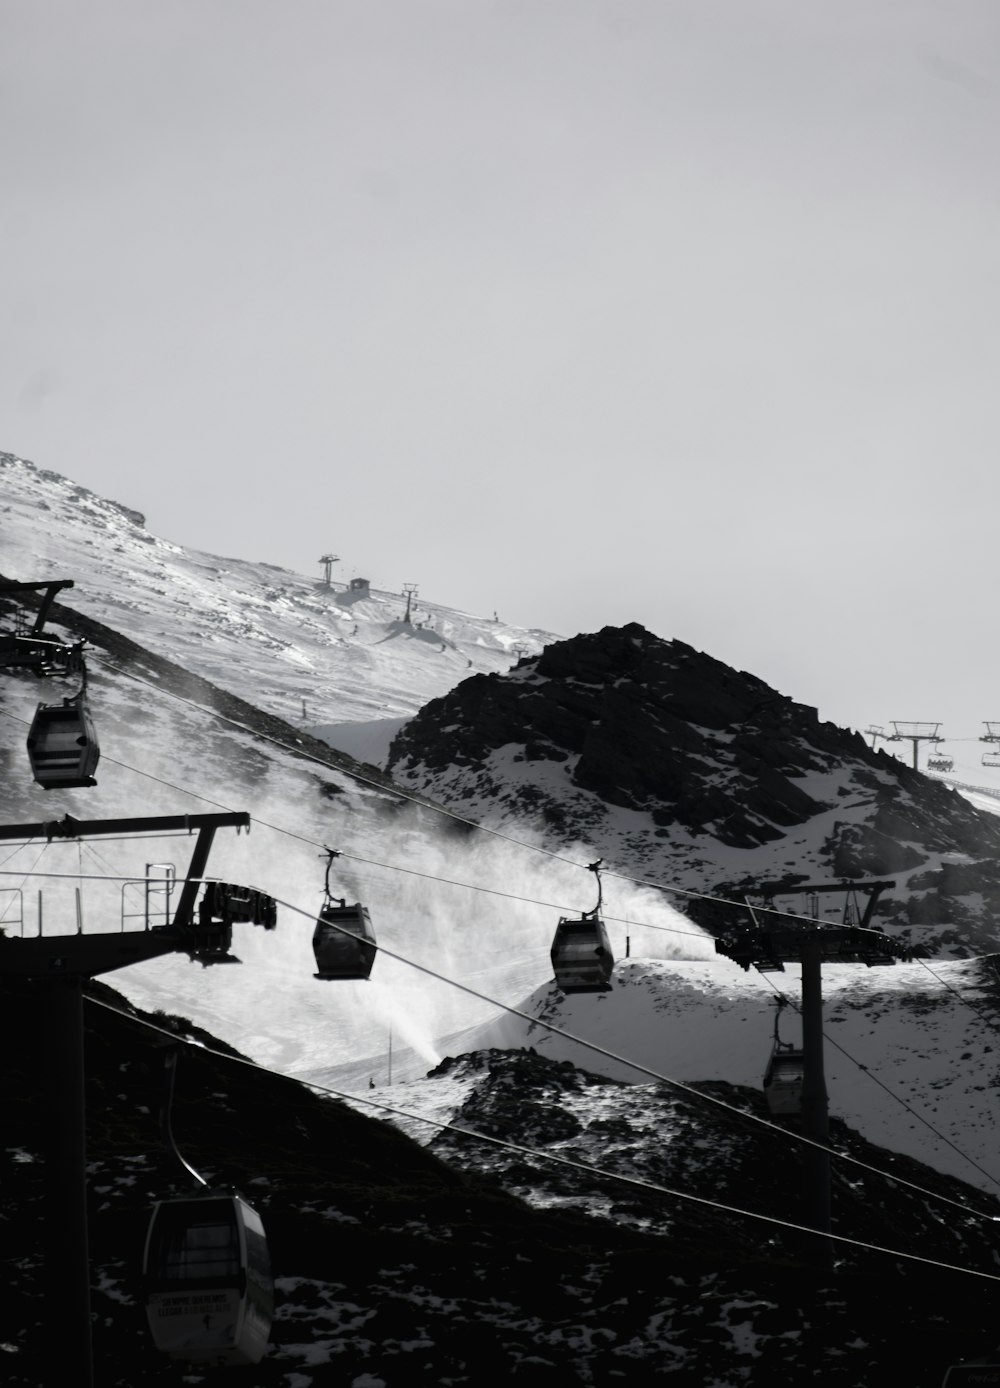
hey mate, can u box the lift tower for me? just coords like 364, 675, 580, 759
0, 812, 273, 1388
887, 721, 943, 770
318, 553, 340, 587
716, 879, 906, 1268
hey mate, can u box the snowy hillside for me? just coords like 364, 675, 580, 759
0, 451, 556, 748
5, 451, 1000, 1216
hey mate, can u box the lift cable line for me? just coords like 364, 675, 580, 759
83, 994, 1000, 1289
70, 663, 904, 937
261, 890, 1000, 1223
749, 967, 1000, 1196
4, 707, 994, 1202
3, 861, 995, 1225
7, 721, 994, 1197
0, 698, 903, 945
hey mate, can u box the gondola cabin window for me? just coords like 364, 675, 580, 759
159, 1211, 240, 1281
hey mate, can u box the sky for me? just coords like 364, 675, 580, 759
2, 0, 1000, 743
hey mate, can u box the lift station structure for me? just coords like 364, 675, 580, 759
716, 879, 907, 1266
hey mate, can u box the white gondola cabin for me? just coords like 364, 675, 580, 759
550, 914, 614, 993
312, 900, 377, 980
26, 695, 99, 789
143, 1192, 273, 1365
763, 1046, 804, 1117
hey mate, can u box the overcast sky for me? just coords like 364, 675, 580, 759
3, 0, 999, 745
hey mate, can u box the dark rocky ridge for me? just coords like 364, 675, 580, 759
4, 981, 1000, 1387
388, 624, 1000, 955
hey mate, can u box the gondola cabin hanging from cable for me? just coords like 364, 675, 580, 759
143, 1192, 273, 1365
762, 1045, 804, 1117
312, 850, 377, 980
550, 914, 614, 992
550, 860, 614, 994
762, 997, 803, 1117
313, 900, 377, 980
26, 691, 100, 789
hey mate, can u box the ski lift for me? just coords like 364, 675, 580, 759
26, 683, 99, 789
927, 746, 954, 772
312, 850, 377, 980
143, 1049, 273, 1365
984, 750, 1000, 769
143, 1193, 273, 1365
762, 998, 803, 1118
550, 860, 614, 994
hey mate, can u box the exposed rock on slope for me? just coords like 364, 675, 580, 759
388, 624, 1000, 955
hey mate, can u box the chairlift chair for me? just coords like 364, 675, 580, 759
26, 692, 99, 789
143, 1192, 273, 1365
984, 750, 1000, 769
927, 747, 954, 772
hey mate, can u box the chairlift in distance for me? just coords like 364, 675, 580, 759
984, 749, 1000, 769
762, 997, 803, 1118
312, 849, 377, 980
550, 860, 615, 994
26, 671, 100, 789
926, 745, 954, 773
143, 1049, 273, 1366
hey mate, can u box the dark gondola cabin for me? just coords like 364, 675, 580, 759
551, 915, 614, 993
763, 1048, 805, 1117
26, 695, 99, 789
143, 1193, 273, 1365
312, 900, 377, 980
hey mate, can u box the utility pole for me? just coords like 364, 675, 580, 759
0, 812, 269, 1387
402, 583, 418, 624
318, 553, 340, 588
717, 878, 905, 1270
887, 721, 942, 770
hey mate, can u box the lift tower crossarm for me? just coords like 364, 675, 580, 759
0, 811, 250, 843
753, 880, 896, 930
0, 812, 253, 977
0, 577, 75, 634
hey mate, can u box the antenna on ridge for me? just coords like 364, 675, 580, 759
318, 554, 339, 588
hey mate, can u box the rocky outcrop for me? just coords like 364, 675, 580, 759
388, 624, 1000, 955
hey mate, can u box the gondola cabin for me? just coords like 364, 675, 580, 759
26, 697, 99, 789
143, 1193, 273, 1365
312, 900, 377, 980
763, 1047, 804, 1118
550, 915, 614, 993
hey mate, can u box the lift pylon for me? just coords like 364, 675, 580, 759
887, 721, 943, 771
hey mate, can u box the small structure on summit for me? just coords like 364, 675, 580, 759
349, 577, 370, 596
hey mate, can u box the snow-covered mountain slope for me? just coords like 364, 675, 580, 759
0, 451, 556, 747
322, 954, 1000, 1201
0, 582, 698, 1079
6, 450, 1000, 1215
387, 623, 1000, 957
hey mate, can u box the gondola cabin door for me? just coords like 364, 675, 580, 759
143, 1193, 273, 1365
